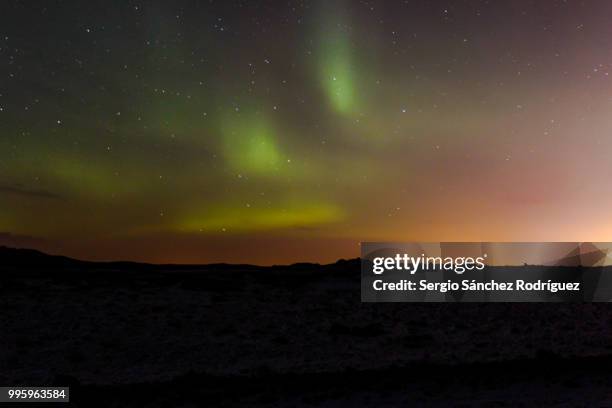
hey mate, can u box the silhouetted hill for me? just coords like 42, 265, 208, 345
0, 245, 361, 273
0, 246, 89, 268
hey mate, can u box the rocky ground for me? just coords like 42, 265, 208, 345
2, 249, 612, 406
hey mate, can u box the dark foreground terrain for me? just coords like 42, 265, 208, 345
3, 246, 612, 406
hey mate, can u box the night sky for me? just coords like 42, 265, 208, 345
2, 1, 612, 264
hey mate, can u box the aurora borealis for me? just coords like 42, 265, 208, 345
3, 1, 612, 264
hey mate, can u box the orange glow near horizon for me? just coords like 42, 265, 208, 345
3, 2, 612, 264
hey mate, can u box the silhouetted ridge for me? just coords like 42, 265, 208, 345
0, 246, 361, 272
0, 246, 87, 268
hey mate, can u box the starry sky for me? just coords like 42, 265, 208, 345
2, 0, 612, 264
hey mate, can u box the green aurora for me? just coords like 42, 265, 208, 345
3, 1, 612, 263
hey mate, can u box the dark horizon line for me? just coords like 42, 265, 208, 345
0, 245, 608, 270
0, 245, 360, 269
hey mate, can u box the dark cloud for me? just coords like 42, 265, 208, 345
0, 185, 61, 200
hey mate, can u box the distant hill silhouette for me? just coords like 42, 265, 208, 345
0, 246, 89, 268
0, 245, 360, 272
